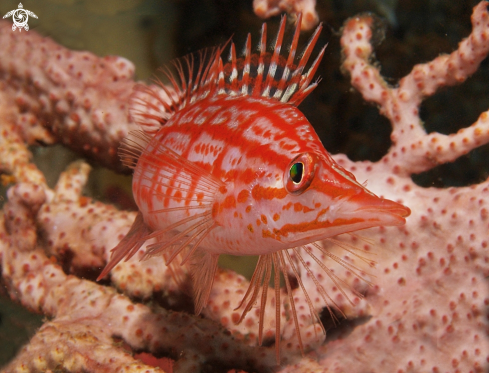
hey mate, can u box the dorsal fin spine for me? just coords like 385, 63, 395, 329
289, 24, 324, 105
291, 44, 326, 105
229, 43, 238, 94
252, 22, 267, 97
281, 67, 303, 103
173, 58, 187, 96
193, 50, 206, 95
162, 65, 182, 102
217, 57, 225, 95
152, 77, 176, 111
294, 22, 323, 80
263, 16, 286, 98
241, 34, 252, 95
200, 47, 219, 98
274, 13, 302, 99
129, 14, 326, 133
184, 53, 194, 101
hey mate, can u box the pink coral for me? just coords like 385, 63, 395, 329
0, 21, 138, 172
1, 2, 489, 372
253, 0, 319, 30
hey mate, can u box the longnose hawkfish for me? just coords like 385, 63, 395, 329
97, 14, 410, 362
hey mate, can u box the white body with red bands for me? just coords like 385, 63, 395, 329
98, 14, 410, 363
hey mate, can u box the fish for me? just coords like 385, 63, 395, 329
97, 14, 411, 362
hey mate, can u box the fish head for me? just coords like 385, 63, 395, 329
267, 150, 411, 246
210, 101, 410, 254
223, 138, 410, 252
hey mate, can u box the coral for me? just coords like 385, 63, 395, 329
1, 2, 489, 373
0, 21, 138, 172
253, 0, 319, 30
304, 3, 489, 372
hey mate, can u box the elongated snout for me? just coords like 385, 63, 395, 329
350, 189, 411, 226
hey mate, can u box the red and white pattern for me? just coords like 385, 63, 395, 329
98, 13, 409, 362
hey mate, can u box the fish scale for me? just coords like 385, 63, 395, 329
98, 14, 411, 363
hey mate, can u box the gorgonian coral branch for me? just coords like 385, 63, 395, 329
253, 0, 319, 31
341, 2, 489, 176
0, 21, 138, 172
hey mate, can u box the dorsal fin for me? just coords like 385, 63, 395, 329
130, 13, 325, 134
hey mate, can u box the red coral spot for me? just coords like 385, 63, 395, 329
231, 312, 240, 324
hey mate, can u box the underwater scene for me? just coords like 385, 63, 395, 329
0, 0, 488, 372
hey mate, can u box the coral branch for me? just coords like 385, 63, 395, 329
0, 97, 46, 186
341, 2, 489, 175
1, 163, 278, 372
0, 22, 138, 172
253, 0, 319, 31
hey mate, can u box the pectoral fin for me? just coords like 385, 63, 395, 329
97, 212, 151, 280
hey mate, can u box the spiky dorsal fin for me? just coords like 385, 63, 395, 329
130, 47, 223, 134
130, 13, 325, 134
226, 13, 326, 105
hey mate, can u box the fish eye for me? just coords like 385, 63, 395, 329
285, 153, 317, 195
290, 162, 304, 184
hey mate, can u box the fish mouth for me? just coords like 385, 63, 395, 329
357, 202, 411, 217
283, 197, 411, 245
355, 197, 411, 225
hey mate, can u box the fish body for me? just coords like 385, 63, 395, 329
98, 14, 410, 362
134, 94, 405, 256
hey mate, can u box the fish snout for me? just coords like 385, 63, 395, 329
351, 191, 411, 226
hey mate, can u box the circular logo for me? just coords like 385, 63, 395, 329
2, 3, 38, 32
12, 8, 29, 30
